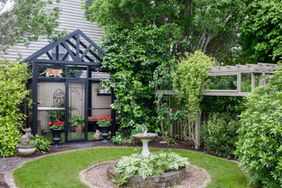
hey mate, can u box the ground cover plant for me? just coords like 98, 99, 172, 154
236, 64, 282, 187
13, 147, 251, 188
114, 152, 189, 185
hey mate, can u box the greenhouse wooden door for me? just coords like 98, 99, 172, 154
65, 80, 88, 142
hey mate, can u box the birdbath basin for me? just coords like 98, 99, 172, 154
132, 132, 158, 156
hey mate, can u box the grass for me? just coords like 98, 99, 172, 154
13, 147, 251, 188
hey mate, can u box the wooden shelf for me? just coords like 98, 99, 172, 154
38, 107, 65, 111
97, 93, 111, 96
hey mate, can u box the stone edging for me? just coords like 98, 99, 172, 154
79, 160, 118, 188
79, 161, 212, 188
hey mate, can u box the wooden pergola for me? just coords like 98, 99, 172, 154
204, 63, 278, 96
155, 63, 278, 149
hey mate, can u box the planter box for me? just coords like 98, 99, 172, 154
17, 146, 36, 157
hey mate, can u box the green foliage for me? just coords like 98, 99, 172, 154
202, 113, 240, 158
111, 134, 132, 145
114, 152, 189, 185
155, 94, 185, 140
97, 119, 111, 127
240, 0, 282, 63
0, 61, 29, 157
101, 24, 182, 133
31, 135, 50, 152
0, 0, 60, 50
70, 116, 84, 127
201, 96, 246, 114
48, 110, 65, 122
173, 51, 216, 120
86, 0, 246, 64
236, 64, 282, 187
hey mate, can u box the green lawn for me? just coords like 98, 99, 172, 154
13, 147, 251, 188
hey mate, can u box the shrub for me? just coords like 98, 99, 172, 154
236, 64, 282, 187
202, 113, 240, 158
111, 135, 133, 145
31, 135, 50, 152
172, 51, 216, 120
0, 61, 29, 157
114, 152, 189, 185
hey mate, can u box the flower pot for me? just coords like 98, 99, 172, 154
17, 146, 36, 157
100, 126, 110, 143
74, 71, 82, 78
51, 129, 63, 146
74, 125, 83, 133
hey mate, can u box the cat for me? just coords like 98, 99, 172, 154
40, 68, 63, 77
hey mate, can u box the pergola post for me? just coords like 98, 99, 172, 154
195, 112, 201, 149
237, 73, 241, 93
258, 72, 266, 86
251, 73, 256, 92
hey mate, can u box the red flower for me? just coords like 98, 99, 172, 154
48, 121, 53, 126
96, 115, 112, 121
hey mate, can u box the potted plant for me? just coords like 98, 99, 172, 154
49, 118, 64, 146
97, 115, 112, 142
67, 69, 82, 78
70, 115, 84, 133
17, 128, 36, 157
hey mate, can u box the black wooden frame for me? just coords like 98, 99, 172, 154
25, 29, 116, 142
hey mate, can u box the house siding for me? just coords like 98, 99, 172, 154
0, 0, 103, 61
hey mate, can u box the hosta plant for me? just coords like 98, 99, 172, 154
114, 152, 189, 185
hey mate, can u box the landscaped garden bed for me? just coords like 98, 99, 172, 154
12, 147, 250, 188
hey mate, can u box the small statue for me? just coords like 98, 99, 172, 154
94, 130, 101, 140
20, 128, 33, 146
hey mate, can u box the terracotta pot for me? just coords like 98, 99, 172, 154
74, 125, 83, 133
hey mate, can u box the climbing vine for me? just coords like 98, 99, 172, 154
172, 51, 216, 120
102, 24, 182, 134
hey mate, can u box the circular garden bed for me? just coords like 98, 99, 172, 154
80, 160, 211, 188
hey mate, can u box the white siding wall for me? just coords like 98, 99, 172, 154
0, 0, 103, 61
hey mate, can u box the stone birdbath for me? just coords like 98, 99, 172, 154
132, 131, 158, 156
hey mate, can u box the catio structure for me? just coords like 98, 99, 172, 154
156, 63, 278, 149
25, 29, 116, 143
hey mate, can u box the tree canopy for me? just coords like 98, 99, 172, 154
87, 0, 246, 64
0, 0, 60, 51
240, 0, 282, 63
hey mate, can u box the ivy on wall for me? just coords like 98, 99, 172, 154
102, 24, 182, 134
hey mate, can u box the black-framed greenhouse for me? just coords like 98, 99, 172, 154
25, 29, 116, 143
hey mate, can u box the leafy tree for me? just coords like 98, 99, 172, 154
240, 0, 282, 63
86, 0, 246, 64
86, 0, 248, 133
0, 0, 60, 51
236, 64, 282, 187
102, 24, 182, 133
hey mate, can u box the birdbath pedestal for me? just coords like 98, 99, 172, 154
132, 132, 158, 156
